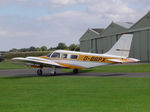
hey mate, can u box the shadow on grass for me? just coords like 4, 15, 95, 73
78, 69, 93, 73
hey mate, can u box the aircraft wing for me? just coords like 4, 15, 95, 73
12, 57, 63, 67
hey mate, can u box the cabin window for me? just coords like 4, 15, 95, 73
61, 54, 67, 58
51, 52, 60, 58
70, 55, 78, 59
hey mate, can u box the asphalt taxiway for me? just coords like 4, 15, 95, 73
0, 68, 150, 77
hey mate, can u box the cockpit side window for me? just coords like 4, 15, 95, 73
70, 55, 78, 59
51, 52, 60, 58
61, 54, 67, 58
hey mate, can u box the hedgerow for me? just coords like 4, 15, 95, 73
2, 51, 51, 60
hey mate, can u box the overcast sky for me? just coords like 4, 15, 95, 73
0, 0, 150, 51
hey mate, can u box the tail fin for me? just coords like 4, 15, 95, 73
105, 34, 133, 58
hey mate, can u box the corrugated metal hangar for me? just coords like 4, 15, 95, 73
79, 11, 150, 62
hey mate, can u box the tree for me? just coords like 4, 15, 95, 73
69, 44, 80, 51
41, 46, 47, 51
69, 44, 77, 51
36, 47, 42, 51
56, 43, 67, 50
29, 46, 36, 51
48, 47, 56, 51
74, 45, 80, 51
19, 48, 29, 52
9, 48, 17, 52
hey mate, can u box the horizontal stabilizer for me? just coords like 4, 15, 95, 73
108, 59, 123, 63
108, 58, 140, 63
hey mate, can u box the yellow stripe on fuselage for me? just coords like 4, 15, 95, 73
58, 63, 85, 69
78, 55, 120, 64
40, 55, 123, 64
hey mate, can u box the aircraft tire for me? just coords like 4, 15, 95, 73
37, 69, 43, 76
54, 71, 56, 75
73, 69, 78, 74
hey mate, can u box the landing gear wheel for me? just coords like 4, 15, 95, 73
73, 69, 79, 74
54, 71, 56, 75
37, 69, 43, 76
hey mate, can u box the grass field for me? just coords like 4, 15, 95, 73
0, 77, 150, 112
0, 61, 28, 70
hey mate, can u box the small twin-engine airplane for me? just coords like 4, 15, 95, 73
12, 34, 139, 76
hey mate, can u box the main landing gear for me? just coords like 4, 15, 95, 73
37, 69, 43, 76
73, 69, 79, 74
37, 66, 56, 76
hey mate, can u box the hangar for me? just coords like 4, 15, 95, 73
79, 11, 150, 62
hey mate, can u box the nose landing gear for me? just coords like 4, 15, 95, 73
50, 66, 56, 76
37, 66, 56, 76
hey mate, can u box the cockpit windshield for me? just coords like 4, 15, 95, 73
51, 52, 60, 58
46, 52, 52, 57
